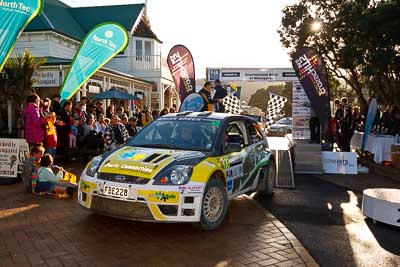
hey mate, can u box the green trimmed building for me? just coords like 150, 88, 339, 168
13, 0, 177, 109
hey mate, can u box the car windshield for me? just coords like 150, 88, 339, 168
276, 118, 292, 125
128, 117, 222, 151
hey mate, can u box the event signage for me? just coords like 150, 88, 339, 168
0, 138, 28, 178
206, 68, 299, 82
59, 23, 129, 100
167, 45, 196, 102
33, 70, 60, 87
0, 0, 43, 72
362, 98, 377, 151
292, 81, 311, 140
222, 72, 240, 78
322, 152, 358, 175
292, 47, 331, 148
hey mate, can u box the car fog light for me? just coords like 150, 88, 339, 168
160, 177, 169, 185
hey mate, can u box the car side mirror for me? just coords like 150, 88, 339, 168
225, 143, 242, 154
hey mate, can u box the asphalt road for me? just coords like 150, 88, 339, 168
255, 175, 400, 267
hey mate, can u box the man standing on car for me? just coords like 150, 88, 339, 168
199, 81, 219, 112
213, 79, 227, 113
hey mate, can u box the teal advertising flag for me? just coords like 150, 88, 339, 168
0, 0, 43, 71
59, 23, 129, 100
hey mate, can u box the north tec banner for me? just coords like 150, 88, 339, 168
60, 23, 129, 100
167, 45, 196, 103
0, 0, 43, 72
292, 47, 331, 148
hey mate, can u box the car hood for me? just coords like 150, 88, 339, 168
97, 146, 207, 179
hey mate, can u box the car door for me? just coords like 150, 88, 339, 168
240, 119, 270, 191
220, 119, 246, 197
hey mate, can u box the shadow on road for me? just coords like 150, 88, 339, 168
255, 175, 357, 267
365, 218, 400, 255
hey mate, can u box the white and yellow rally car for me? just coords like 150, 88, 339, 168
78, 112, 275, 230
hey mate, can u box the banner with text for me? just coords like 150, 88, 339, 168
0, 0, 43, 71
362, 98, 378, 151
292, 81, 311, 139
322, 152, 358, 175
0, 138, 28, 178
60, 23, 129, 100
293, 47, 331, 149
167, 45, 196, 103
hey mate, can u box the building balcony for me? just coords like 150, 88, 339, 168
129, 55, 161, 72
125, 55, 172, 81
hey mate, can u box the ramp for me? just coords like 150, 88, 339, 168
267, 136, 295, 188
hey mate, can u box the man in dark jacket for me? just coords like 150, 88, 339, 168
213, 80, 227, 112
199, 81, 218, 112
126, 116, 140, 137
50, 94, 63, 116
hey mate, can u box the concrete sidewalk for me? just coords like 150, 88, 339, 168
0, 183, 317, 267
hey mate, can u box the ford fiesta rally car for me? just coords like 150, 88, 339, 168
78, 112, 275, 230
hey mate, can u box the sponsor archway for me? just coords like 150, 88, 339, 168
206, 67, 311, 140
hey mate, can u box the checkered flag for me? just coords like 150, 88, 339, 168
265, 93, 288, 131
222, 95, 242, 114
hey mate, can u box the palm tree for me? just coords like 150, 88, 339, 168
0, 49, 46, 135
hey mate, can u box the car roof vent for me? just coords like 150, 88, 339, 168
197, 112, 213, 117
176, 111, 192, 117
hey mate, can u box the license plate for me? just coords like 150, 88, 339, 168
102, 185, 129, 198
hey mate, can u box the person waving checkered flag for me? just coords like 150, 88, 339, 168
265, 92, 288, 131
222, 95, 242, 114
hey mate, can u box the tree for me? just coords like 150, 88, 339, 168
0, 49, 45, 134
279, 0, 400, 114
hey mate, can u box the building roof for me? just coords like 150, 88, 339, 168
42, 56, 72, 66
26, 0, 159, 42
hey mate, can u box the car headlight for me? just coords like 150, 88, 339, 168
86, 156, 103, 177
154, 165, 193, 185
170, 165, 192, 185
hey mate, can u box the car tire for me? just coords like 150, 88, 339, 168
199, 178, 228, 231
257, 158, 276, 196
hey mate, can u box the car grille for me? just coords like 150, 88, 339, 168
91, 196, 154, 220
97, 173, 150, 185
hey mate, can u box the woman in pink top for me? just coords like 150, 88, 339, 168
23, 94, 47, 149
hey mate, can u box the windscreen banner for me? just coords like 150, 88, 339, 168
292, 47, 331, 149
60, 23, 129, 100
0, 0, 43, 72
179, 93, 204, 112
167, 45, 196, 103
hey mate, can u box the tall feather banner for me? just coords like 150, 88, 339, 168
265, 92, 288, 131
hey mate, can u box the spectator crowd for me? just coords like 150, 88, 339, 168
22, 93, 179, 163
21, 80, 232, 163
332, 97, 400, 152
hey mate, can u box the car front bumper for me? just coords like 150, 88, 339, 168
78, 170, 205, 223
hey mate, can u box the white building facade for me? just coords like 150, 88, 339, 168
12, 1, 177, 110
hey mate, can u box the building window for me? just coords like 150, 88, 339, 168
136, 40, 143, 61
144, 41, 151, 61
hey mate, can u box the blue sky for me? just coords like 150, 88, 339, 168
63, 0, 297, 78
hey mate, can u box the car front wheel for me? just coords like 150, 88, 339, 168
199, 178, 228, 231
